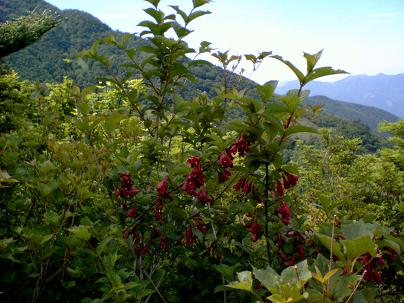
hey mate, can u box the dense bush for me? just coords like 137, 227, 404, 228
0, 1, 402, 302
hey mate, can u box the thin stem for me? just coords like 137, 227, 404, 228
264, 163, 271, 266
344, 270, 366, 303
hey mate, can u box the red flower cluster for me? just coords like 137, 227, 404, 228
276, 230, 306, 266
115, 173, 140, 198
153, 199, 164, 225
249, 222, 260, 242
234, 178, 253, 193
156, 176, 172, 199
185, 225, 196, 246
183, 156, 214, 204
275, 172, 299, 198
229, 134, 249, 156
193, 214, 208, 233
218, 134, 250, 184
183, 161, 205, 195
276, 201, 292, 225
359, 253, 385, 283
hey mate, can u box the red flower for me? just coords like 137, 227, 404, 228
218, 151, 233, 168
277, 202, 292, 225
276, 181, 284, 198
153, 200, 164, 225
283, 172, 299, 189
127, 208, 137, 218
156, 176, 172, 199
234, 178, 245, 191
218, 169, 231, 183
242, 179, 252, 193
185, 225, 196, 246
187, 156, 201, 168
183, 165, 206, 195
160, 238, 168, 250
230, 134, 249, 156
196, 188, 213, 204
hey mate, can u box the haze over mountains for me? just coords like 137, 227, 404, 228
0, 0, 401, 132
277, 73, 404, 118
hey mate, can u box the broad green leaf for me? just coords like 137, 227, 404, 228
193, 0, 211, 9
341, 235, 377, 260
305, 66, 348, 83
226, 271, 253, 292
303, 49, 323, 73
253, 266, 280, 291
280, 260, 312, 286
353, 288, 377, 303
169, 6, 189, 24
341, 220, 374, 240
213, 263, 242, 281
306, 289, 334, 303
317, 234, 344, 260
188, 10, 211, 23
278, 95, 300, 111
271, 55, 304, 83
285, 125, 317, 137
329, 274, 361, 301
69, 225, 91, 241
143, 7, 164, 23
257, 81, 278, 102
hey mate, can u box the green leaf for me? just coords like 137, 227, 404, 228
193, 0, 211, 9
169, 6, 189, 24
226, 271, 253, 292
253, 266, 280, 291
280, 260, 312, 286
303, 49, 323, 73
285, 125, 317, 137
271, 55, 304, 83
188, 10, 211, 23
257, 81, 278, 102
317, 234, 344, 260
341, 220, 374, 240
341, 235, 377, 260
213, 263, 242, 281
305, 66, 348, 83
143, 8, 164, 23
145, 0, 160, 8
69, 225, 91, 241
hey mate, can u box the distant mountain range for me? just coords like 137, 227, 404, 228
0, 0, 400, 133
277, 74, 404, 118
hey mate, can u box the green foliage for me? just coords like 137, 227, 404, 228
0, 1, 402, 303
0, 11, 59, 58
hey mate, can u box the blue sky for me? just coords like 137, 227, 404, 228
46, 0, 404, 83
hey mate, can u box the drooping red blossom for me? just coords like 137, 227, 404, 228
234, 178, 245, 191
218, 151, 233, 168
153, 200, 164, 225
242, 179, 252, 193
159, 238, 168, 250
288, 255, 297, 266
230, 134, 249, 156
276, 181, 284, 198
156, 176, 167, 195
196, 188, 213, 204
185, 225, 196, 246
298, 245, 305, 259
194, 215, 208, 233
276, 202, 292, 225
183, 165, 206, 195
218, 169, 231, 183
127, 208, 137, 218
115, 172, 140, 198
283, 172, 299, 189
187, 156, 201, 168
248, 221, 260, 242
